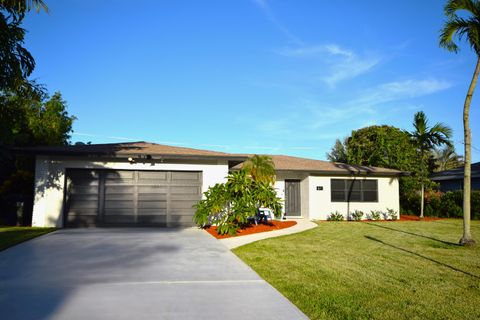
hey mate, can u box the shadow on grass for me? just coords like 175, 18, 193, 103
430, 220, 480, 229
365, 235, 480, 280
364, 222, 459, 246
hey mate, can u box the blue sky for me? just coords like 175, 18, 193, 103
24, 0, 479, 161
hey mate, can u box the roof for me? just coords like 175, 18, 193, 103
18, 141, 404, 175
17, 141, 247, 161
430, 162, 480, 181
233, 154, 403, 176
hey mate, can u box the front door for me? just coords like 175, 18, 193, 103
285, 180, 301, 217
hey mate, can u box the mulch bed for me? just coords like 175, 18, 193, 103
205, 220, 297, 239
398, 215, 444, 221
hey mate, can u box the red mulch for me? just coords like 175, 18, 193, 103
398, 215, 443, 221
205, 220, 297, 239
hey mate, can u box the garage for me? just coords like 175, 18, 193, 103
64, 169, 202, 227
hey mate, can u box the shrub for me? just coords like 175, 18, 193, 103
439, 191, 462, 218
370, 210, 381, 221
387, 208, 398, 220
193, 170, 282, 235
327, 211, 344, 221
351, 210, 364, 221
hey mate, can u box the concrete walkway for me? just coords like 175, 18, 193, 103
220, 219, 318, 249
0, 228, 307, 320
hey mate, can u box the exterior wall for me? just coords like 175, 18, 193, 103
307, 175, 400, 220
31, 156, 229, 227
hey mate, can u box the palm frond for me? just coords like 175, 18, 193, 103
445, 0, 480, 18
440, 17, 472, 52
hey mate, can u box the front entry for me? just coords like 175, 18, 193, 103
285, 180, 301, 217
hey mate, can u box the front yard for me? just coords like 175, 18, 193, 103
0, 227, 56, 251
234, 220, 480, 320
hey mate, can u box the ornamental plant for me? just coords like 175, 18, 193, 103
387, 208, 398, 221
351, 210, 364, 221
193, 170, 282, 235
370, 210, 381, 221
327, 211, 344, 221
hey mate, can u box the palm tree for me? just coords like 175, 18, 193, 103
440, 0, 479, 246
433, 145, 464, 171
0, 0, 48, 13
409, 111, 452, 219
242, 155, 276, 185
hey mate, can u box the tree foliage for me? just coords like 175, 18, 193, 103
193, 170, 282, 235
0, 91, 74, 225
433, 145, 463, 171
326, 138, 348, 163
0, 0, 47, 95
242, 154, 276, 184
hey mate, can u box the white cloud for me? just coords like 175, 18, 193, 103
355, 79, 452, 107
275, 43, 380, 87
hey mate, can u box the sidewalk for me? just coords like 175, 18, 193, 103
220, 219, 317, 249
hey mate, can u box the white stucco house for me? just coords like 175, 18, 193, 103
24, 141, 403, 228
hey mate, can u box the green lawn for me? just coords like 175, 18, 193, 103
233, 220, 480, 320
0, 227, 56, 251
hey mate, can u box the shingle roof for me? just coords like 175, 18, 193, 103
18, 141, 404, 175
430, 162, 480, 181
18, 141, 246, 160
233, 154, 403, 176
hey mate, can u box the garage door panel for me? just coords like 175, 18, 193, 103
170, 186, 201, 195
138, 171, 168, 181
105, 186, 135, 194
138, 194, 167, 201
170, 200, 197, 209
105, 171, 135, 180
67, 208, 98, 216
104, 200, 134, 209
137, 201, 167, 209
69, 200, 98, 210
66, 215, 97, 226
137, 209, 168, 215
104, 208, 137, 215
171, 171, 201, 181
137, 186, 168, 194
103, 215, 135, 223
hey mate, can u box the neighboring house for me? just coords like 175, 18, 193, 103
23, 141, 403, 228
430, 162, 480, 192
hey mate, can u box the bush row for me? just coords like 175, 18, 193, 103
327, 209, 398, 221
423, 190, 480, 219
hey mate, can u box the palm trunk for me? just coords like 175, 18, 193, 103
460, 58, 479, 246
420, 150, 425, 219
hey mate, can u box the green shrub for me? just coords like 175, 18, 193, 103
193, 170, 282, 235
387, 208, 398, 220
327, 211, 344, 221
370, 210, 381, 221
351, 210, 364, 221
439, 191, 463, 218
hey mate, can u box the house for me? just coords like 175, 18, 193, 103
23, 141, 403, 228
430, 162, 480, 192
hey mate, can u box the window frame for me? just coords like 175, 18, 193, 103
330, 179, 378, 203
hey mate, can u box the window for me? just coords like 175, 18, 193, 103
330, 179, 378, 202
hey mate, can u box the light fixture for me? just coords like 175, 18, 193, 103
128, 157, 136, 164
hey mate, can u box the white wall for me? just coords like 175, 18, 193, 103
307, 175, 400, 220
31, 156, 229, 227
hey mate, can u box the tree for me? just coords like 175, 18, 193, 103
0, 0, 47, 95
326, 138, 348, 163
242, 155, 276, 185
408, 111, 452, 219
433, 145, 464, 171
440, 0, 479, 245
0, 91, 74, 225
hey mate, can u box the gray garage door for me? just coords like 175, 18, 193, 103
64, 169, 202, 227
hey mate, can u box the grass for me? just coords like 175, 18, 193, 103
233, 219, 480, 320
0, 226, 56, 251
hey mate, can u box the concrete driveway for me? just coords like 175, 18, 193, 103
0, 228, 307, 320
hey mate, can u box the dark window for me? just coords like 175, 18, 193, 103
330, 179, 378, 202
